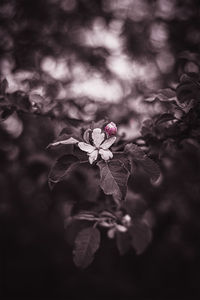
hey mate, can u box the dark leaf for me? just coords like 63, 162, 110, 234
97, 156, 131, 203
10, 91, 31, 111
47, 126, 82, 148
0, 79, 8, 95
0, 97, 8, 107
141, 119, 154, 137
73, 147, 88, 162
0, 107, 15, 122
112, 152, 133, 171
48, 154, 79, 189
140, 157, 160, 182
124, 191, 147, 219
180, 73, 199, 83
158, 88, 176, 99
176, 75, 200, 103
73, 227, 100, 268
145, 88, 176, 103
73, 211, 99, 221
29, 93, 44, 104
125, 143, 160, 182
125, 143, 146, 160
64, 118, 85, 128
65, 219, 92, 246
91, 119, 108, 130
129, 221, 152, 255
60, 125, 82, 139
47, 136, 79, 148
155, 113, 176, 125
29, 94, 44, 111
145, 94, 158, 102
116, 231, 131, 255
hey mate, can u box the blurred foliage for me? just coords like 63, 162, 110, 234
1, 0, 200, 298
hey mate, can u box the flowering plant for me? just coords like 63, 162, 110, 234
1, 71, 198, 270
48, 119, 160, 268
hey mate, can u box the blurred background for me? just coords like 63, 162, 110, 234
1, 0, 200, 298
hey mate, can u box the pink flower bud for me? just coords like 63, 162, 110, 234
104, 122, 117, 136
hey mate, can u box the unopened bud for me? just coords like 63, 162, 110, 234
104, 122, 117, 136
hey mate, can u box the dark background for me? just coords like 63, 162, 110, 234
1, 0, 200, 298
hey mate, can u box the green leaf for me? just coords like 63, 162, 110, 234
48, 154, 79, 189
73, 227, 100, 268
97, 156, 131, 203
125, 143, 160, 182
129, 221, 152, 255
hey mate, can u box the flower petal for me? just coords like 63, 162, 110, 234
116, 224, 127, 232
92, 128, 105, 148
100, 136, 116, 150
107, 227, 116, 239
88, 150, 98, 164
83, 129, 92, 143
78, 142, 95, 153
99, 149, 113, 161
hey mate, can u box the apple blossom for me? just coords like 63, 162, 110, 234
78, 128, 116, 164
48, 124, 117, 164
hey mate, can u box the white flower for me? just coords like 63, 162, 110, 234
107, 214, 132, 239
78, 128, 116, 164
107, 224, 127, 239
